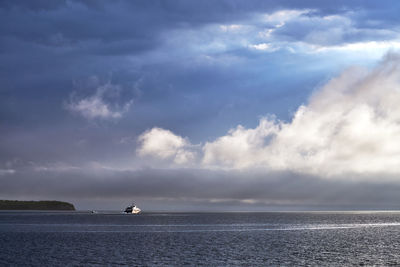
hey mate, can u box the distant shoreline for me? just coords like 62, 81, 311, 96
0, 200, 75, 211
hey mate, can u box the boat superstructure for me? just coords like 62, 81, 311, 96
124, 203, 141, 214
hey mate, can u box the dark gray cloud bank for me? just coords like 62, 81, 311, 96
2, 0, 400, 210
2, 167, 400, 211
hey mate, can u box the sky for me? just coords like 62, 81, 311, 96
2, 0, 400, 211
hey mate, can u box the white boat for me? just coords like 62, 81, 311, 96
124, 203, 141, 214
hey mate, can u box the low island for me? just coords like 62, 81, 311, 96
0, 200, 75, 211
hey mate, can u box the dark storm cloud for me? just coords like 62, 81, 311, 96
0, 0, 67, 11
0, 0, 272, 48
1, 0, 397, 51
2, 167, 400, 210
1, 0, 398, 137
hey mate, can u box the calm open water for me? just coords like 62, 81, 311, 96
1, 211, 400, 266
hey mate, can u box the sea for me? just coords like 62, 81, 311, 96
1, 211, 400, 266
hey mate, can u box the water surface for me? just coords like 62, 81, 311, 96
1, 211, 400, 266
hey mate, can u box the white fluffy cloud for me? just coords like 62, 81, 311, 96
137, 53, 400, 176
66, 83, 132, 120
202, 118, 279, 168
137, 128, 196, 164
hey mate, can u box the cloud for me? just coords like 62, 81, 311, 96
137, 127, 197, 164
3, 166, 400, 210
0, 169, 15, 175
261, 9, 311, 25
248, 43, 277, 52
252, 9, 400, 54
312, 40, 400, 55
66, 82, 132, 120
202, 118, 279, 168
138, 53, 400, 176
